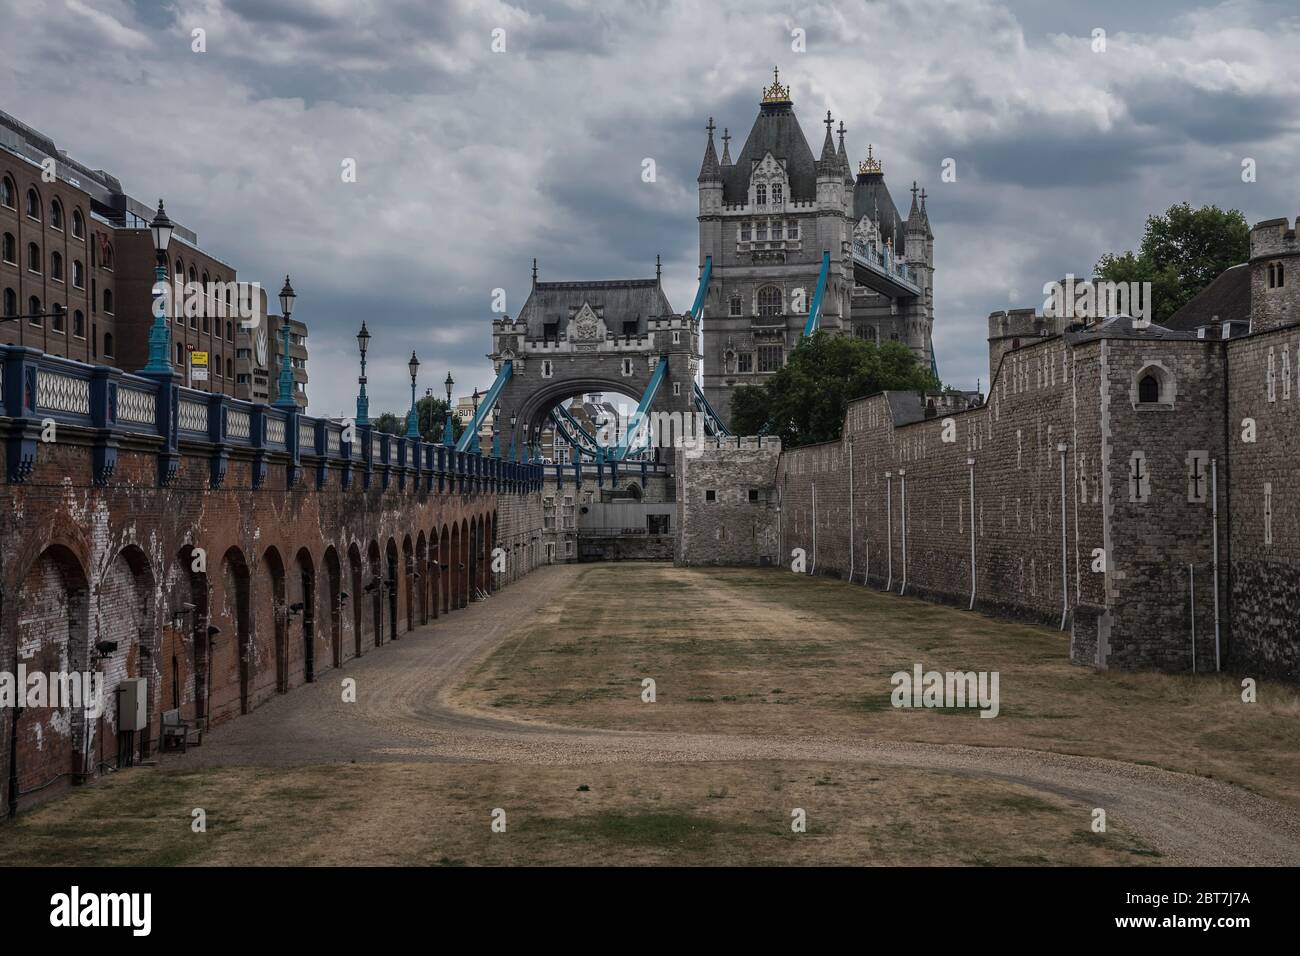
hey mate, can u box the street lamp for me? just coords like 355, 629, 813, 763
491, 405, 501, 458
275, 275, 297, 409
143, 200, 175, 374
356, 321, 371, 426
508, 409, 518, 463
407, 351, 421, 439
443, 371, 456, 447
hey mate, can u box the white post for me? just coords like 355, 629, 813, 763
898, 468, 907, 596
1211, 458, 1221, 672
810, 481, 817, 576
1058, 442, 1069, 631
884, 471, 893, 592
1190, 563, 1197, 674
967, 457, 976, 610
848, 441, 855, 583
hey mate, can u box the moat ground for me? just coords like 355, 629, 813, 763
1, 563, 1297, 866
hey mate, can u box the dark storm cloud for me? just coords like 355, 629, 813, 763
5, 0, 1300, 414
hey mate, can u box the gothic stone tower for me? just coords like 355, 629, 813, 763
698, 69, 936, 428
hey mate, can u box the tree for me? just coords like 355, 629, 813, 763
729, 333, 937, 448
1095, 202, 1249, 324
371, 397, 463, 443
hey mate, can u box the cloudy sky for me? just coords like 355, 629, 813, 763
4, 0, 1299, 415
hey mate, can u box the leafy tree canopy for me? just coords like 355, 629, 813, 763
372, 395, 463, 443
729, 333, 937, 448
1094, 202, 1249, 325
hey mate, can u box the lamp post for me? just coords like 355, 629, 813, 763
275, 275, 297, 409
143, 200, 176, 373
422, 386, 433, 438
355, 321, 371, 426
406, 351, 421, 438
491, 406, 501, 458
508, 409, 518, 463
443, 372, 456, 447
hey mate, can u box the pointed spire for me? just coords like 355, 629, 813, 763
819, 110, 836, 162
720, 127, 732, 166
698, 116, 722, 183
532, 257, 538, 289
837, 120, 853, 184
656, 254, 662, 283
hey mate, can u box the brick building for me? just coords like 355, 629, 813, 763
0, 110, 302, 403
678, 213, 1300, 681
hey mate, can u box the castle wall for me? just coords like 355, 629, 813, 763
1225, 322, 1300, 679
675, 437, 782, 567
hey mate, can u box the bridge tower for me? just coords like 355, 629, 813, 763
489, 264, 699, 457
699, 68, 937, 429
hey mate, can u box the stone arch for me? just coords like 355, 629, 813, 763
218, 546, 252, 717
259, 545, 288, 699
367, 540, 382, 647
323, 545, 343, 669
10, 544, 90, 806
460, 519, 471, 608
1131, 361, 1176, 408
98, 544, 155, 763
469, 516, 479, 602
515, 378, 649, 443
347, 542, 364, 659
293, 547, 317, 684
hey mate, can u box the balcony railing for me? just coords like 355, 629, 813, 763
0, 344, 543, 493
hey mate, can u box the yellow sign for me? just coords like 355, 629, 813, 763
191, 351, 209, 366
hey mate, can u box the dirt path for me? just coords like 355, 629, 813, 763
176, 564, 1300, 866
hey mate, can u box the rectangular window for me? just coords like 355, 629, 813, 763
771, 219, 782, 240
748, 489, 759, 502
758, 345, 784, 372
740, 222, 751, 242
771, 183, 782, 205
756, 221, 768, 241
755, 183, 766, 205
787, 219, 799, 240
705, 489, 716, 502
737, 352, 753, 373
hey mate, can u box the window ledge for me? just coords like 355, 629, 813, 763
1134, 402, 1174, 412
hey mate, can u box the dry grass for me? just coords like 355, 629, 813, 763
0, 760, 1157, 866
451, 564, 1300, 807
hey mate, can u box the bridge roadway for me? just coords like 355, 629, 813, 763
174, 564, 1300, 866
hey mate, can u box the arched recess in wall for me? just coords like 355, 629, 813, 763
367, 540, 382, 647
440, 524, 451, 615
98, 544, 155, 766
450, 523, 461, 612
385, 538, 399, 642
347, 542, 364, 659
219, 547, 251, 716
261, 546, 288, 695
402, 534, 415, 633
293, 547, 316, 684
415, 532, 427, 626
174, 543, 211, 724
323, 545, 342, 670
11, 544, 90, 804
1132, 362, 1176, 408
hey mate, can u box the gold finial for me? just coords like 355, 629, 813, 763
858, 143, 883, 175
762, 66, 791, 104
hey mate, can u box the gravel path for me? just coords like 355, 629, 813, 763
177, 564, 1300, 865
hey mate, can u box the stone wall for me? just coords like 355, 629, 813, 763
675, 437, 782, 566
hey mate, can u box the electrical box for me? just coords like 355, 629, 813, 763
116, 678, 148, 732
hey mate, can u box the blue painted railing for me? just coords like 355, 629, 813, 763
0, 345, 542, 493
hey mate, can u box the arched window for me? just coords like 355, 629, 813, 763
174, 258, 183, 280
729, 294, 742, 316
1268, 263, 1276, 287
0, 176, 14, 207
104, 332, 114, 357
50, 199, 63, 230
1279, 263, 1286, 287
51, 251, 63, 281
27, 241, 40, 273
1138, 375, 1159, 403
28, 295, 41, 324
103, 288, 114, 313
72, 208, 84, 238
755, 183, 767, 205
225, 320, 233, 341
25, 188, 40, 219
2, 288, 16, 317
757, 285, 782, 317
1, 232, 14, 263
1134, 363, 1174, 407
73, 309, 85, 337
73, 259, 84, 288
188, 266, 196, 284
771, 182, 783, 205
